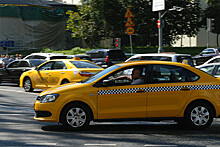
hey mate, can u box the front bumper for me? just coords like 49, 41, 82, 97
34, 100, 61, 123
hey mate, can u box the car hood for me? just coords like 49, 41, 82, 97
39, 82, 89, 96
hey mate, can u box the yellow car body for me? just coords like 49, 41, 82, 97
34, 61, 220, 130
20, 59, 103, 91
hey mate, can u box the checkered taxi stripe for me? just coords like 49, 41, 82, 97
97, 85, 220, 95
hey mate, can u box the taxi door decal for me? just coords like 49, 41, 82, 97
98, 84, 220, 95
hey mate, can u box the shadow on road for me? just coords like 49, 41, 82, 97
41, 121, 220, 135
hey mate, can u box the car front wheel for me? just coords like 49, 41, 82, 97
61, 103, 91, 130
184, 102, 214, 130
23, 77, 34, 92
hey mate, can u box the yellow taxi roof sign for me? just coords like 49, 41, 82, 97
73, 57, 81, 60
125, 9, 134, 18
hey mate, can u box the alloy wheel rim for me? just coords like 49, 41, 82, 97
66, 108, 86, 128
190, 106, 209, 126
24, 79, 31, 90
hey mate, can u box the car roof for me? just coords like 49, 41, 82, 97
198, 63, 220, 67
46, 59, 91, 62
27, 53, 64, 56
86, 49, 123, 53
129, 53, 191, 58
117, 60, 191, 67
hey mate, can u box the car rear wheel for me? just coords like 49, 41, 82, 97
61, 103, 91, 130
23, 77, 34, 92
184, 102, 214, 130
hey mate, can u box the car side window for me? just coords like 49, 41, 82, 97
215, 66, 220, 76
38, 62, 53, 71
25, 56, 33, 59
101, 66, 147, 87
51, 61, 66, 70
186, 70, 200, 82
7, 61, 20, 68
152, 65, 186, 83
199, 65, 215, 75
18, 61, 30, 67
210, 58, 220, 63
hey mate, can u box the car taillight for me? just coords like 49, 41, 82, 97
79, 71, 94, 77
105, 56, 109, 62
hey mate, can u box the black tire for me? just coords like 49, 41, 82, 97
61, 103, 91, 130
61, 79, 70, 85
23, 77, 34, 92
184, 102, 214, 130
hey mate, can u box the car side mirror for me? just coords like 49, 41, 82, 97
199, 53, 203, 56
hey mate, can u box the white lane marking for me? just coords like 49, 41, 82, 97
84, 145, 117, 146
0, 114, 25, 116
25, 143, 57, 146
0, 88, 38, 95
144, 145, 177, 147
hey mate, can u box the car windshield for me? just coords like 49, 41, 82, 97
70, 61, 101, 68
30, 60, 45, 67
82, 65, 120, 83
201, 49, 215, 54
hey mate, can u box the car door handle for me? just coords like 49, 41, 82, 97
45, 72, 49, 74
180, 87, 190, 91
136, 89, 145, 93
61, 72, 65, 74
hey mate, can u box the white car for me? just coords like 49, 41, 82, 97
197, 63, 220, 78
125, 53, 194, 66
196, 55, 220, 68
23, 53, 67, 61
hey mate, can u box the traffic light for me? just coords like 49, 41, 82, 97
207, 18, 215, 32
114, 38, 121, 48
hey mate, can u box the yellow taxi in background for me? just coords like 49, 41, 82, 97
34, 61, 220, 130
20, 59, 103, 92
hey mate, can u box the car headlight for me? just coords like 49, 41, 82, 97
39, 94, 59, 103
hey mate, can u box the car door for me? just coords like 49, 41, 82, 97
35, 61, 54, 88
146, 64, 194, 117
16, 61, 32, 79
97, 65, 148, 119
47, 61, 67, 87
5, 61, 20, 82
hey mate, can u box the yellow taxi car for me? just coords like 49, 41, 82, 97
34, 61, 220, 130
20, 59, 103, 92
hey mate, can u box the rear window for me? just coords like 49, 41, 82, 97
50, 56, 68, 60
108, 50, 126, 59
70, 61, 101, 68
87, 52, 104, 58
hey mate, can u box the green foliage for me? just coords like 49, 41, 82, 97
40, 48, 54, 53
66, 0, 202, 47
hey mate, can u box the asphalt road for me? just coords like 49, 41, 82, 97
0, 83, 220, 147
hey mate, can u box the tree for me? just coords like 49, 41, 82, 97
66, 0, 202, 48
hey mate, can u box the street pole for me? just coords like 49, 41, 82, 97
158, 11, 163, 53
207, 18, 210, 48
129, 35, 133, 54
